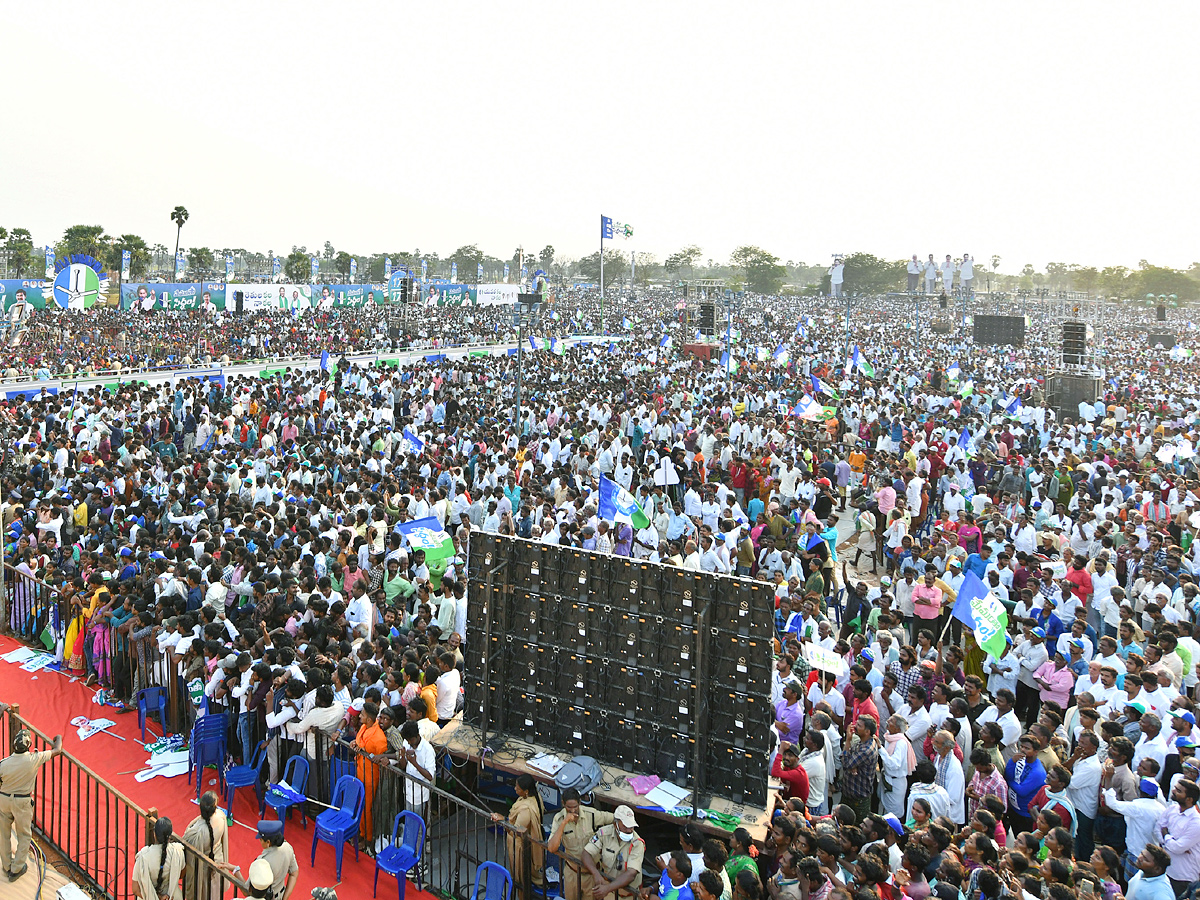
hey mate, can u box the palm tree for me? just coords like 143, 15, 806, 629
171, 206, 189, 264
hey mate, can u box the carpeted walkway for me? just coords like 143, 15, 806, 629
0, 633, 437, 900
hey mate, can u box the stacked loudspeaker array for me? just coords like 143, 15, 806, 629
465, 534, 774, 806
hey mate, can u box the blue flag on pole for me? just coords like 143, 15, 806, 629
957, 425, 970, 449
597, 474, 650, 528
319, 350, 329, 371
659, 333, 670, 348
396, 516, 456, 560
1004, 396, 1021, 416
952, 571, 1009, 658
529, 336, 539, 352
399, 427, 424, 455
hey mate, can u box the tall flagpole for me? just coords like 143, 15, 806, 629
599, 217, 605, 335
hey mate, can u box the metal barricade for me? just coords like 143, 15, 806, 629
0, 707, 249, 900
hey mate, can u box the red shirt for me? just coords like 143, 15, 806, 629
1065, 567, 1093, 602
851, 696, 881, 729
770, 754, 810, 803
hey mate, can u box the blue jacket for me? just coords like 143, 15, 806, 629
1004, 755, 1047, 817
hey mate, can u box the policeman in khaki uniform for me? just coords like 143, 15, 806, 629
583, 805, 645, 900
0, 716, 64, 882
548, 788, 615, 900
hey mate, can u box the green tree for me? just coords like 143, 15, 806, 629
1070, 265, 1100, 296
577, 250, 628, 290
664, 244, 703, 279
0, 227, 6, 244
57, 225, 108, 260
1136, 263, 1196, 301
170, 206, 189, 262
188, 247, 215, 279
1045, 262, 1070, 290
1099, 265, 1131, 297
284, 249, 310, 283
5, 228, 35, 277
730, 246, 787, 294
449, 245, 485, 280
106, 234, 151, 279
539, 245, 555, 271
334, 250, 353, 282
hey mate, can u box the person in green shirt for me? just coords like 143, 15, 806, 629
723, 828, 760, 890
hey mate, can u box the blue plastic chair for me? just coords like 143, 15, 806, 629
310, 775, 365, 881
188, 714, 229, 797
261, 755, 311, 835
224, 741, 266, 820
473, 861, 513, 900
374, 811, 426, 899
136, 687, 169, 742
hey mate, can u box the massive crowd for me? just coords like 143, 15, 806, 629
3, 285, 1200, 900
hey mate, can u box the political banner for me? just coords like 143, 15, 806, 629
227, 283, 314, 312
384, 258, 392, 281
121, 282, 228, 312
475, 284, 520, 306
451, 262, 457, 283
224, 254, 234, 282
121, 250, 131, 281
44, 248, 55, 279
174, 253, 185, 280
272, 256, 281, 278
802, 643, 846, 676
309, 256, 319, 283
0, 280, 52, 312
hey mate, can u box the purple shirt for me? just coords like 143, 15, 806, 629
775, 698, 804, 739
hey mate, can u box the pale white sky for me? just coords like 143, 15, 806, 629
3, 2, 1197, 272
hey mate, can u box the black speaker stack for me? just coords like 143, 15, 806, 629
1148, 332, 1176, 349
1157, 305, 1167, 322
465, 534, 774, 806
1062, 321, 1087, 366
698, 303, 716, 336
971, 314, 1026, 347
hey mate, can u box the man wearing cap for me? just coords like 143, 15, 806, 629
254, 819, 299, 900
1014, 627, 1050, 727
583, 806, 645, 900
1104, 779, 1167, 883
0, 730, 64, 881
771, 741, 811, 806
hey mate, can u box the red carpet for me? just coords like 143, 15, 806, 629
0, 633, 437, 900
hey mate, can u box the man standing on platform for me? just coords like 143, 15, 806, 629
0, 726, 65, 881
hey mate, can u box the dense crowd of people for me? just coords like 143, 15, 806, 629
2, 286, 1199, 900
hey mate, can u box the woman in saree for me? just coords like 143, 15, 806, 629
353, 700, 389, 848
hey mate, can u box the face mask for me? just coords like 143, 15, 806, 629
618, 829, 635, 842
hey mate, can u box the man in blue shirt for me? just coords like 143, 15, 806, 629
654, 852, 695, 900
1004, 735, 1047, 835
1126, 845, 1176, 900
964, 545, 993, 581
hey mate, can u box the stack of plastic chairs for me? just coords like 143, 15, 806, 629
311, 775, 365, 881
261, 756, 311, 836
189, 713, 229, 799
374, 811, 426, 899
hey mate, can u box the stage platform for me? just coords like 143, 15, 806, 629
434, 718, 779, 844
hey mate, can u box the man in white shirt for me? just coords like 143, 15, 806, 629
399, 720, 437, 817
907, 255, 922, 292
897, 685, 934, 762
984, 638, 1020, 696
434, 653, 461, 725
976, 688, 1022, 759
